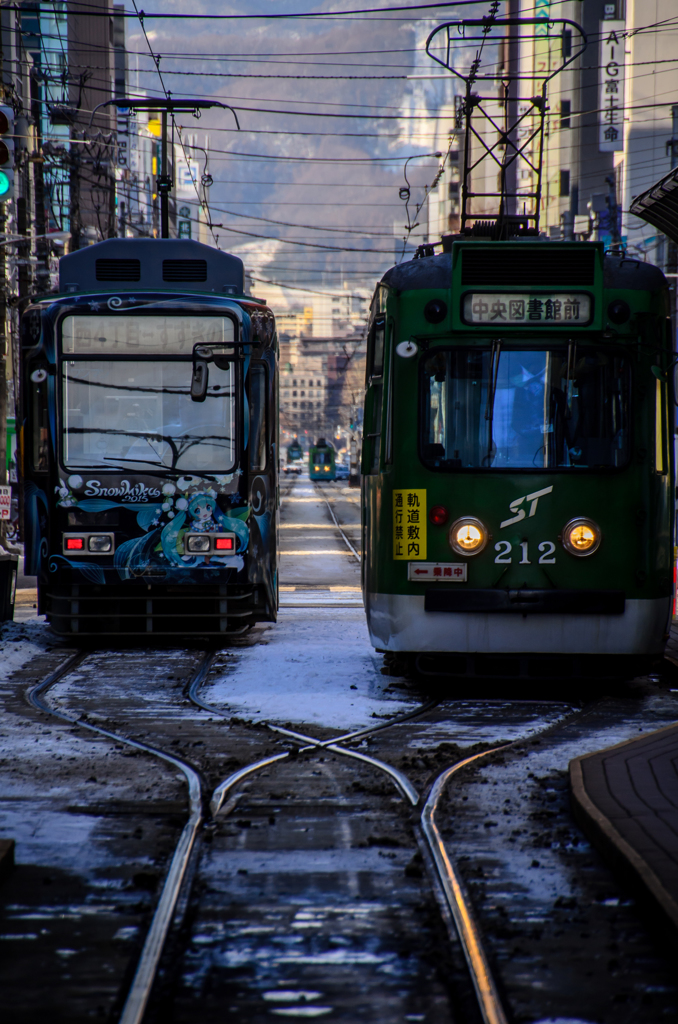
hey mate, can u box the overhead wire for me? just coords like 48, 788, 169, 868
127, 0, 221, 247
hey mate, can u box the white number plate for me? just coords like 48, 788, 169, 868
408, 562, 468, 582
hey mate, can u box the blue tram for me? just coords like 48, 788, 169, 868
21, 238, 278, 637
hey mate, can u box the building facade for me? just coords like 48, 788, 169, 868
425, 0, 678, 265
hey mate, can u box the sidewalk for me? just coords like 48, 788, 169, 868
570, 634, 678, 939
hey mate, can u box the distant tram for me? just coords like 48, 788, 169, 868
284, 438, 304, 476
21, 238, 278, 637
309, 439, 336, 481
362, 240, 674, 679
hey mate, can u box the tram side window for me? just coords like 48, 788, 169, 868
31, 375, 49, 472
421, 347, 631, 470
249, 364, 267, 472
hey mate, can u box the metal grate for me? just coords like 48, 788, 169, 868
95, 259, 141, 281
461, 248, 596, 287
162, 259, 208, 282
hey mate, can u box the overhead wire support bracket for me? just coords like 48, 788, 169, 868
425, 17, 586, 238
88, 97, 240, 239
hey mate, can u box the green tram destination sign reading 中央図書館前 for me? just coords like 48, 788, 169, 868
462, 293, 592, 325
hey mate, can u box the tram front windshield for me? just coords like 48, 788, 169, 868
61, 315, 236, 472
422, 347, 630, 470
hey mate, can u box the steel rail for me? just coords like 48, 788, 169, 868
187, 666, 428, 809
313, 481, 361, 562
187, 650, 581, 1024
268, 698, 440, 748
420, 746, 512, 1024
27, 650, 211, 1024
210, 752, 292, 816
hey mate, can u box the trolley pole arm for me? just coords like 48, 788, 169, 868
87, 97, 240, 240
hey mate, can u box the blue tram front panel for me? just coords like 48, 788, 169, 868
21, 239, 278, 636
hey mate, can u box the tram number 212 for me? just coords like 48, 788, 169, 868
494, 541, 556, 565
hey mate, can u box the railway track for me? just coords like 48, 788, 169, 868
25, 645, 593, 1024
5, 472, 677, 1022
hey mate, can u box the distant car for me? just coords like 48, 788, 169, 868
335, 463, 349, 479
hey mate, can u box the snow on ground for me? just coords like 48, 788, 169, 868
204, 608, 413, 730
0, 620, 54, 686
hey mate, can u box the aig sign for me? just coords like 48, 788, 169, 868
599, 21, 626, 152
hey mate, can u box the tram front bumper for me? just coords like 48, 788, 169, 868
366, 592, 669, 657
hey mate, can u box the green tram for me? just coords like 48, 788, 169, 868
284, 438, 304, 476
361, 241, 674, 678
309, 438, 336, 481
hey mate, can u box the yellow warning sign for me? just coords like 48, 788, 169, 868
393, 489, 426, 560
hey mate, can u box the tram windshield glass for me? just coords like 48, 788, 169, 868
422, 347, 630, 470
61, 316, 236, 472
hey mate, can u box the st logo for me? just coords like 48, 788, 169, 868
500, 486, 553, 529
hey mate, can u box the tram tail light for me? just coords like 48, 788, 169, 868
215, 537, 234, 551
561, 518, 601, 556
448, 516, 488, 556
66, 537, 84, 551
429, 505, 449, 526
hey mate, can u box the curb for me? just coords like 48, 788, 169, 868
569, 722, 678, 937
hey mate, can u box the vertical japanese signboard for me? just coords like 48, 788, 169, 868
393, 489, 427, 560
599, 21, 626, 152
117, 106, 130, 170
0, 485, 10, 520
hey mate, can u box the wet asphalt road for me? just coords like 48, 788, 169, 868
0, 471, 677, 1022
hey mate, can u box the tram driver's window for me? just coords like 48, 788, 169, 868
422, 347, 630, 470
249, 364, 267, 472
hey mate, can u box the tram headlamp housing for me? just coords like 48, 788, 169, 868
448, 516, 488, 556
184, 532, 236, 554
186, 535, 211, 553
561, 518, 601, 556
88, 535, 112, 553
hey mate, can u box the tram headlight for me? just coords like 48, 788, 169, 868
561, 518, 601, 556
88, 535, 112, 553
449, 516, 488, 556
187, 535, 211, 553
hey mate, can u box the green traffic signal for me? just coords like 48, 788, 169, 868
0, 171, 10, 197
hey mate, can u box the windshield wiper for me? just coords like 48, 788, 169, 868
484, 340, 501, 466
103, 456, 171, 468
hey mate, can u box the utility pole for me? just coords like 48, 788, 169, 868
666, 105, 678, 342
0, 26, 7, 549
89, 97, 237, 240
159, 108, 170, 238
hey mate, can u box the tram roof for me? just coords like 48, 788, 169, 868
630, 165, 678, 243
59, 238, 245, 297
379, 243, 665, 294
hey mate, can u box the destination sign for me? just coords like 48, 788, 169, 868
462, 292, 592, 326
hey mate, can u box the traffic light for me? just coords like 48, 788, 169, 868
0, 106, 15, 202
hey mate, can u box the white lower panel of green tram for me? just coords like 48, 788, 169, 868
365, 594, 670, 655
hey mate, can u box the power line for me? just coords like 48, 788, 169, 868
10, 0, 501, 22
